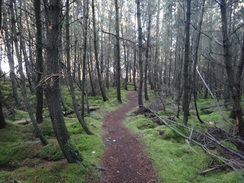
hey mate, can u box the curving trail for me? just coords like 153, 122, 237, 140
98, 91, 159, 183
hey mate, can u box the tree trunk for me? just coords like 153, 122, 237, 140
34, 0, 44, 124
44, 0, 82, 163
91, 0, 108, 101
136, 0, 143, 107
182, 0, 191, 125
81, 0, 89, 118
10, 0, 48, 145
0, 89, 6, 129
219, 0, 244, 137
154, 0, 160, 91
88, 37, 96, 96
193, 0, 205, 124
144, 1, 152, 101
115, 0, 122, 103
133, 48, 137, 91
65, 0, 92, 135
4, 26, 20, 106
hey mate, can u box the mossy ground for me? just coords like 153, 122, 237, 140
1, 80, 243, 182
0, 82, 129, 183
125, 93, 244, 183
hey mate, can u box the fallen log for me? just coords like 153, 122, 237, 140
13, 106, 101, 124
13, 115, 49, 125
63, 106, 100, 116
14, 119, 31, 125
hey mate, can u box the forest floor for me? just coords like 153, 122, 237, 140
96, 91, 159, 183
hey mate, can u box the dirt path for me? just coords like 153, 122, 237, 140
98, 91, 159, 183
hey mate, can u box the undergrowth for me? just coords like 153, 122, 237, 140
0, 83, 129, 183
125, 94, 244, 183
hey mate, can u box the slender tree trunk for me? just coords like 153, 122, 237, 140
182, 0, 191, 125
0, 89, 6, 129
219, 0, 244, 137
91, 0, 108, 101
136, 0, 143, 107
11, 0, 48, 145
88, 37, 96, 96
65, 0, 92, 135
34, 0, 44, 123
5, 27, 19, 106
115, 0, 122, 103
133, 48, 137, 91
154, 0, 160, 91
193, 0, 205, 124
44, 0, 82, 162
81, 0, 89, 118
144, 1, 152, 101
123, 43, 128, 91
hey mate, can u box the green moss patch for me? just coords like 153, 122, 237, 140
125, 113, 243, 183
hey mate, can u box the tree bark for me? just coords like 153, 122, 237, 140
144, 1, 152, 101
81, 0, 89, 118
115, 0, 122, 103
44, 0, 83, 162
91, 0, 108, 101
193, 0, 205, 124
219, 0, 244, 137
34, 0, 44, 124
133, 48, 137, 91
136, 0, 143, 107
4, 18, 20, 106
10, 0, 48, 145
153, 0, 160, 91
182, 0, 191, 125
0, 89, 6, 129
65, 0, 92, 135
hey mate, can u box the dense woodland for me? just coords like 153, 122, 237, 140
0, 0, 244, 182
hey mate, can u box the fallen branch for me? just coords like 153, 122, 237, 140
197, 164, 226, 175
143, 105, 244, 170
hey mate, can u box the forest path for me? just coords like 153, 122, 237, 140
97, 91, 159, 183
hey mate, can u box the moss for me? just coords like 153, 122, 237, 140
66, 121, 86, 135
6, 110, 30, 122
0, 123, 24, 143
39, 141, 64, 161
41, 119, 55, 138
157, 108, 175, 116
0, 162, 89, 183
72, 134, 104, 166
125, 112, 244, 183
126, 114, 149, 132
0, 142, 29, 166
